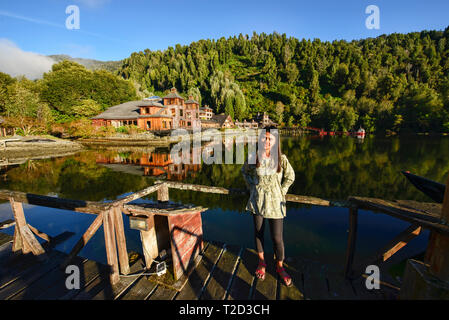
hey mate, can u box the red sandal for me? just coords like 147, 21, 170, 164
276, 266, 293, 287
255, 260, 267, 280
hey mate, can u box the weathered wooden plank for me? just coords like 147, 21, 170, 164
0, 250, 65, 299
71, 266, 111, 300
326, 268, 357, 300
19, 225, 46, 257
157, 183, 169, 202
91, 257, 146, 300
0, 232, 12, 246
112, 206, 129, 275
147, 285, 177, 300
10, 198, 31, 254
0, 219, 14, 230
27, 224, 51, 242
350, 275, 383, 300
349, 196, 449, 235
251, 254, 277, 300
175, 241, 223, 300
118, 276, 157, 300
351, 224, 422, 278
200, 244, 240, 300
0, 190, 108, 214
61, 212, 103, 269
109, 184, 161, 207
140, 215, 158, 270
226, 248, 258, 300
302, 259, 331, 300
426, 174, 449, 280
39, 259, 105, 300
9, 255, 86, 300
103, 209, 120, 285
344, 207, 358, 278
278, 258, 305, 300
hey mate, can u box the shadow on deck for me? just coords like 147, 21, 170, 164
0, 234, 398, 300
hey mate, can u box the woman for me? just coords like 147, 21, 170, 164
241, 125, 295, 286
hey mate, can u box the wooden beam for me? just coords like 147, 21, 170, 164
344, 207, 358, 278
109, 184, 161, 207
103, 209, 120, 285
10, 197, 32, 254
351, 224, 422, 278
381, 225, 421, 262
112, 206, 130, 275
19, 224, 46, 257
427, 174, 449, 281
140, 215, 158, 270
61, 212, 104, 269
1, 190, 108, 214
157, 183, 169, 202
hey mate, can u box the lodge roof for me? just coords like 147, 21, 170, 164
211, 114, 232, 126
91, 100, 164, 120
163, 87, 184, 100
185, 99, 199, 104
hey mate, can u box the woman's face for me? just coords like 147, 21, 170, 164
262, 131, 276, 153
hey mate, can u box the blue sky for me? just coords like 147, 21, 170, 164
0, 0, 448, 61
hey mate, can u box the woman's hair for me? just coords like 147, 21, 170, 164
256, 125, 282, 172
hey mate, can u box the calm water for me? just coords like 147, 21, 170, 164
1, 135, 448, 273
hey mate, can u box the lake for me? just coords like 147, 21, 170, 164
1, 134, 448, 277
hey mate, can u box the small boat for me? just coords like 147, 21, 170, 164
401, 171, 446, 203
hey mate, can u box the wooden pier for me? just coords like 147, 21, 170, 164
0, 234, 397, 300
0, 178, 448, 300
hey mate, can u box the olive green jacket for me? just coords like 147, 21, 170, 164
241, 154, 295, 219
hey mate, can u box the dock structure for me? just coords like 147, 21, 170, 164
0, 178, 448, 300
0, 234, 397, 300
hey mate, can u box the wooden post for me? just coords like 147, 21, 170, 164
10, 197, 45, 257
10, 197, 30, 253
157, 183, 169, 202
112, 206, 130, 275
426, 174, 449, 281
103, 209, 120, 285
140, 214, 159, 270
344, 207, 358, 279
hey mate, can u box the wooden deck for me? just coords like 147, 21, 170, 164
0, 232, 398, 300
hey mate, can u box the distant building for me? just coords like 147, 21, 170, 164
199, 105, 213, 120
91, 87, 202, 131
201, 114, 234, 129
235, 119, 258, 129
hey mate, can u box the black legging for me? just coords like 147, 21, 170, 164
252, 214, 285, 261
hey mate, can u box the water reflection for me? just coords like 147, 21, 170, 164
0, 135, 447, 270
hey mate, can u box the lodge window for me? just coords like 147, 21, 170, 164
180, 110, 183, 117
147, 121, 151, 129
187, 122, 191, 126
163, 121, 167, 129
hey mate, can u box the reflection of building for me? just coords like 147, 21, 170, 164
91, 87, 202, 131
95, 149, 201, 181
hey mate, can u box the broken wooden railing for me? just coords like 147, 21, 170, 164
0, 184, 161, 285
152, 180, 449, 283
1, 179, 448, 287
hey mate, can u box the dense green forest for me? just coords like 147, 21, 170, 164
1, 27, 449, 135
118, 28, 449, 133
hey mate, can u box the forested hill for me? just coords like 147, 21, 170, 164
117, 28, 449, 133
49, 55, 122, 73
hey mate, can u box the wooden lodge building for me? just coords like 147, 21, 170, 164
91, 88, 202, 131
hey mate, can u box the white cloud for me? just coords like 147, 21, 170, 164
0, 39, 55, 80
